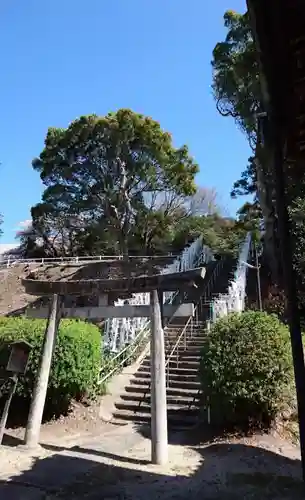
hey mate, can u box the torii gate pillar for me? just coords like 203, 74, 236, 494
25, 294, 62, 447
150, 289, 168, 465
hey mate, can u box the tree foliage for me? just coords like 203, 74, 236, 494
212, 9, 281, 281
213, 8, 305, 300
212, 10, 260, 147
19, 108, 245, 259
200, 311, 293, 428
230, 156, 256, 199
31, 109, 199, 256
0, 317, 102, 418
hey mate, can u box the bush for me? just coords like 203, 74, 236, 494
261, 285, 286, 320
0, 317, 102, 417
200, 311, 293, 429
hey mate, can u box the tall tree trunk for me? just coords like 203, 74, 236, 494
255, 146, 280, 283
118, 158, 132, 258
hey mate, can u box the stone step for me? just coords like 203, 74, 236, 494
165, 324, 205, 330
129, 377, 200, 390
133, 371, 199, 382
165, 328, 205, 334
167, 320, 205, 326
178, 353, 201, 361
164, 334, 205, 343
167, 360, 200, 370
165, 328, 205, 335
125, 384, 200, 398
165, 351, 203, 359
119, 392, 200, 406
165, 336, 207, 344
165, 333, 207, 341
137, 365, 199, 376
176, 347, 202, 355
113, 410, 199, 428
166, 379, 201, 390
183, 341, 206, 347
141, 358, 200, 368
164, 342, 206, 350
115, 401, 199, 415
165, 331, 204, 338
176, 340, 207, 348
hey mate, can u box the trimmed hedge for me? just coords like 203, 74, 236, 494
200, 311, 293, 428
0, 317, 102, 414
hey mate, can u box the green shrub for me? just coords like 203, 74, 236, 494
0, 317, 102, 415
200, 311, 293, 428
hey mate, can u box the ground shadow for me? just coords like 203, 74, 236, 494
0, 392, 73, 429
0, 440, 303, 499
131, 419, 283, 448
128, 421, 242, 447
2, 432, 23, 447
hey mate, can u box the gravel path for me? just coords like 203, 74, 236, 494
0, 423, 303, 499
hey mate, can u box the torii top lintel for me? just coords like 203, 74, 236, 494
21, 267, 206, 296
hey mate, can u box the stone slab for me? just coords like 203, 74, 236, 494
27, 303, 195, 319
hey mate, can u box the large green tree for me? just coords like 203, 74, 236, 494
31, 109, 199, 256
212, 8, 305, 308
212, 10, 279, 279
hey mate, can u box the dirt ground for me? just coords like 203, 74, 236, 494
0, 398, 303, 500
0, 261, 303, 498
3, 398, 109, 447
0, 265, 40, 315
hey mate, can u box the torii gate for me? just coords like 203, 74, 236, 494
21, 266, 206, 464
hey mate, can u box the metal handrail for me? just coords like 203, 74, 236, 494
98, 322, 151, 385
0, 253, 177, 268
97, 279, 190, 386
97, 257, 224, 390
165, 314, 195, 370
164, 258, 223, 375
97, 292, 189, 388
163, 259, 224, 412
132, 258, 225, 411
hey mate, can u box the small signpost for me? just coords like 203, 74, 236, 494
0, 340, 32, 444
6, 340, 32, 374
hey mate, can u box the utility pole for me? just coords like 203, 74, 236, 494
241, 260, 263, 312
25, 294, 62, 447
150, 289, 168, 465
254, 242, 263, 312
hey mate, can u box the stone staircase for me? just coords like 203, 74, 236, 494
113, 322, 205, 428
112, 257, 236, 429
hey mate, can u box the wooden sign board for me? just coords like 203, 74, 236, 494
6, 341, 32, 375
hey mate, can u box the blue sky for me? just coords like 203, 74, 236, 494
0, 0, 249, 243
